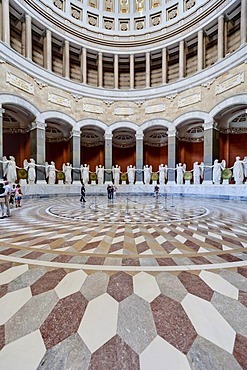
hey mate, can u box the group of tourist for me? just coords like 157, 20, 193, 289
0, 180, 22, 218
1, 155, 247, 185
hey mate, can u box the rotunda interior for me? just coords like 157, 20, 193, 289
0, 1, 247, 369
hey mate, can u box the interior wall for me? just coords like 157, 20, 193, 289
81, 145, 104, 172
112, 146, 136, 172
46, 141, 70, 170
3, 133, 30, 167
229, 134, 247, 166
143, 145, 168, 172
178, 141, 204, 171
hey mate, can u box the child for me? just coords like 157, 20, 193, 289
10, 184, 16, 205
15, 184, 22, 207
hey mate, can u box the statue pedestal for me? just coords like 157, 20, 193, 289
58, 180, 63, 185
19, 179, 27, 185
223, 179, 229, 185
91, 181, 96, 185
185, 180, 190, 185
122, 181, 126, 185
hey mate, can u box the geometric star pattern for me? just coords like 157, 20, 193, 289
0, 195, 246, 369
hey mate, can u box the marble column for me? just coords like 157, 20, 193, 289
130, 54, 134, 89
162, 47, 167, 84
104, 133, 112, 182
218, 15, 225, 60
146, 52, 150, 88
98, 52, 103, 88
30, 121, 47, 183
179, 40, 185, 78
25, 14, 32, 60
63, 40, 70, 78
2, 0, 10, 44
45, 29, 52, 71
114, 54, 119, 89
168, 128, 178, 183
241, 0, 247, 44
0, 107, 5, 179
203, 121, 219, 182
197, 30, 204, 71
82, 47, 87, 84
70, 129, 81, 183
135, 132, 144, 183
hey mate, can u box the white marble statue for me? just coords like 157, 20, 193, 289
212, 159, 226, 184
127, 165, 135, 184
80, 164, 90, 184
96, 165, 104, 185
45, 161, 56, 184
24, 158, 36, 184
143, 164, 152, 184
112, 165, 121, 185
63, 162, 72, 184
3, 156, 17, 183
176, 163, 186, 185
233, 156, 244, 184
158, 164, 167, 185
193, 161, 204, 184
243, 156, 247, 179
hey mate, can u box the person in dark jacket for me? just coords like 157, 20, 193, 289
80, 182, 86, 202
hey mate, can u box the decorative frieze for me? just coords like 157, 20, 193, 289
114, 107, 134, 116
48, 93, 71, 108
145, 103, 165, 114
34, 79, 48, 89
216, 72, 244, 95
83, 103, 103, 114
6, 72, 34, 95
178, 92, 201, 108
71, 94, 83, 101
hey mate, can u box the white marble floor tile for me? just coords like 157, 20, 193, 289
78, 293, 118, 353
0, 330, 46, 370
0, 265, 28, 285
193, 233, 206, 242
55, 270, 87, 299
135, 236, 146, 244
133, 272, 160, 302
182, 293, 236, 353
169, 248, 183, 255
0, 287, 32, 325
199, 271, 239, 300
155, 235, 167, 244
140, 336, 191, 370
112, 236, 124, 244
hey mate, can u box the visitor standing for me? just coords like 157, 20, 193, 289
0, 183, 7, 218
80, 182, 86, 202
15, 184, 22, 208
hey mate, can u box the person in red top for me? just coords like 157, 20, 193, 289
15, 184, 23, 207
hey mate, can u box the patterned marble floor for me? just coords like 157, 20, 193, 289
0, 195, 246, 369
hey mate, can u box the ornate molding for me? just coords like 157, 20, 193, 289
203, 121, 218, 130
201, 79, 215, 89
31, 121, 47, 131
216, 72, 244, 95
166, 94, 178, 102
71, 94, 83, 101
6, 72, 34, 95
34, 79, 48, 89
103, 100, 114, 106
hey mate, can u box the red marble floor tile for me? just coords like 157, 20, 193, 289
122, 258, 140, 266
0, 325, 4, 350
0, 284, 8, 299
221, 237, 243, 246
184, 240, 200, 252
1, 248, 18, 255
0, 262, 12, 273
160, 241, 175, 253
89, 335, 139, 370
108, 243, 124, 254
238, 267, 247, 278
136, 242, 149, 254
81, 243, 100, 251
205, 239, 223, 249
107, 272, 133, 302
86, 257, 105, 265
168, 231, 177, 237
156, 258, 176, 266
239, 291, 247, 308
220, 254, 242, 263
31, 268, 66, 296
52, 255, 73, 263
178, 271, 214, 301
40, 292, 88, 349
151, 295, 197, 354
189, 256, 211, 265
233, 333, 247, 370
24, 251, 44, 260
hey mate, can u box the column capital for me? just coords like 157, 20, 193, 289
135, 132, 144, 140
203, 121, 218, 130
70, 128, 81, 137
104, 133, 113, 140
168, 128, 177, 137
30, 121, 46, 130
